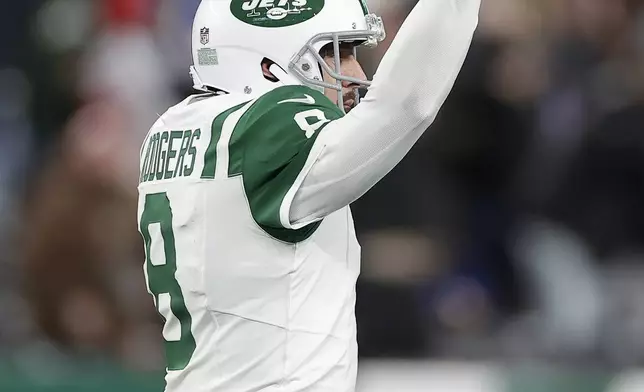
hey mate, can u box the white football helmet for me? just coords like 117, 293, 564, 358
190, 0, 385, 109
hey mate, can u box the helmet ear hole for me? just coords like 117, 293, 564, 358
261, 58, 284, 83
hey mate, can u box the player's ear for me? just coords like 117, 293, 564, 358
261, 58, 280, 83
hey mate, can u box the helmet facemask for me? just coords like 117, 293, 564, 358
288, 13, 386, 113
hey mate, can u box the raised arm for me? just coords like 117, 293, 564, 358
287, 0, 481, 228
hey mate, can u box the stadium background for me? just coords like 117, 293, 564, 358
1, 0, 644, 390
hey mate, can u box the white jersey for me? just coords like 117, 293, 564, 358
138, 86, 361, 392
137, 0, 480, 390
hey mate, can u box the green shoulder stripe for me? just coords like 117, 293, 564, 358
229, 85, 344, 243
200, 101, 249, 179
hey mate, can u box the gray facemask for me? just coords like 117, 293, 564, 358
288, 13, 386, 113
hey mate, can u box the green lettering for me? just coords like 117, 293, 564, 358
146, 133, 159, 182
140, 136, 153, 184
174, 130, 192, 178
184, 129, 201, 176
149, 133, 161, 182
156, 132, 169, 180
164, 131, 183, 179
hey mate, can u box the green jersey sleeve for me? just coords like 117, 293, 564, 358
236, 85, 344, 243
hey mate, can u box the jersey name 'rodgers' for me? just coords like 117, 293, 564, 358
140, 129, 201, 183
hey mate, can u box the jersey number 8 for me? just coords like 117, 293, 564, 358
140, 192, 196, 371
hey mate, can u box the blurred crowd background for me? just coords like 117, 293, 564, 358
3, 0, 644, 390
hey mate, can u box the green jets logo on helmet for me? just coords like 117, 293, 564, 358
231, 0, 325, 28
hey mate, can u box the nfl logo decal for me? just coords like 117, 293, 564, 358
200, 27, 210, 45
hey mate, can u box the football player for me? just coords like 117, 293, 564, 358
137, 0, 480, 391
